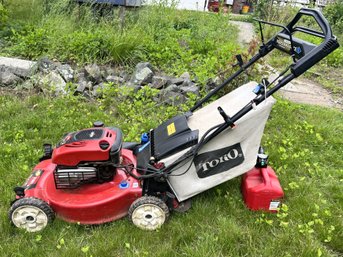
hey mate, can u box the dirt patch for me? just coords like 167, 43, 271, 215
229, 20, 255, 46
279, 78, 343, 110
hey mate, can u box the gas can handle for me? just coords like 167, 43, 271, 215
261, 168, 271, 186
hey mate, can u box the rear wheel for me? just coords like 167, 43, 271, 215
128, 196, 169, 230
9, 197, 55, 232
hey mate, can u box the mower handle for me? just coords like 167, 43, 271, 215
286, 8, 333, 41
189, 8, 339, 113
280, 8, 339, 77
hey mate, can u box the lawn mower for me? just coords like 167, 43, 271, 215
9, 8, 339, 232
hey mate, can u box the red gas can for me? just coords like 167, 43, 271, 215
242, 166, 284, 212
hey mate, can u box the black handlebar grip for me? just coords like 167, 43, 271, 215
287, 8, 332, 39
287, 8, 340, 77
291, 37, 339, 77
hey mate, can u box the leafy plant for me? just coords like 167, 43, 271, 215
323, 0, 343, 34
0, 3, 8, 28
8, 27, 50, 59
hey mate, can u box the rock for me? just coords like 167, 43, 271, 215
87, 82, 93, 90
131, 62, 155, 86
102, 66, 116, 78
85, 64, 102, 83
74, 81, 87, 95
213, 76, 222, 85
180, 85, 200, 96
15, 80, 35, 91
125, 80, 136, 88
119, 70, 130, 81
205, 78, 217, 92
37, 57, 56, 74
134, 85, 142, 93
0, 57, 37, 78
106, 75, 125, 84
75, 70, 87, 82
159, 84, 186, 105
180, 72, 191, 80
0, 66, 22, 86
159, 90, 187, 106
92, 83, 106, 98
135, 62, 154, 72
57, 64, 74, 83
75, 71, 93, 90
164, 84, 180, 93
151, 75, 171, 89
82, 90, 92, 99
39, 71, 66, 95
181, 78, 193, 87
170, 77, 184, 85
132, 67, 154, 85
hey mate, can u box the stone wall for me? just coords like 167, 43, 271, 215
0, 57, 221, 105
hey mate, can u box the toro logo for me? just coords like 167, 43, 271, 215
194, 143, 244, 178
276, 37, 303, 57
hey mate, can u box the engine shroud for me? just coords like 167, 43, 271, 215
52, 127, 123, 166
22, 149, 142, 225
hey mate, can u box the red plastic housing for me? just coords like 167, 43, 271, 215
52, 128, 121, 166
23, 149, 142, 224
242, 166, 284, 212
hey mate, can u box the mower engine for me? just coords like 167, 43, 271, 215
49, 121, 123, 189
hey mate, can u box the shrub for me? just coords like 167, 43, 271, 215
323, 0, 343, 35
0, 3, 8, 27
254, 0, 297, 22
8, 27, 50, 59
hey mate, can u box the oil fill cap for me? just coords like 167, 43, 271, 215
119, 180, 129, 189
93, 121, 104, 127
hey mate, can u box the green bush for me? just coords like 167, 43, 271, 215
140, 7, 239, 82
5, 0, 45, 24
9, 27, 50, 59
0, 3, 8, 27
325, 46, 343, 67
254, 0, 297, 22
323, 0, 343, 35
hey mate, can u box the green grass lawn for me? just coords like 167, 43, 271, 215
0, 91, 342, 257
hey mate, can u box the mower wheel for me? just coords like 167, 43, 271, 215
128, 196, 169, 230
9, 197, 55, 232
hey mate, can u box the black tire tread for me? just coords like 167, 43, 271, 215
128, 196, 169, 222
9, 197, 55, 226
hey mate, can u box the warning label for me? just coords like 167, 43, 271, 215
269, 201, 281, 211
167, 122, 176, 136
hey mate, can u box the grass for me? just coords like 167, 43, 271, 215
3, 0, 45, 24
307, 65, 343, 97
0, 90, 342, 257
228, 13, 254, 23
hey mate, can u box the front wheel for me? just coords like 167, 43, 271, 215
128, 196, 169, 230
9, 197, 55, 232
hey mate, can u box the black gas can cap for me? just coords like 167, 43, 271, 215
93, 121, 104, 127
